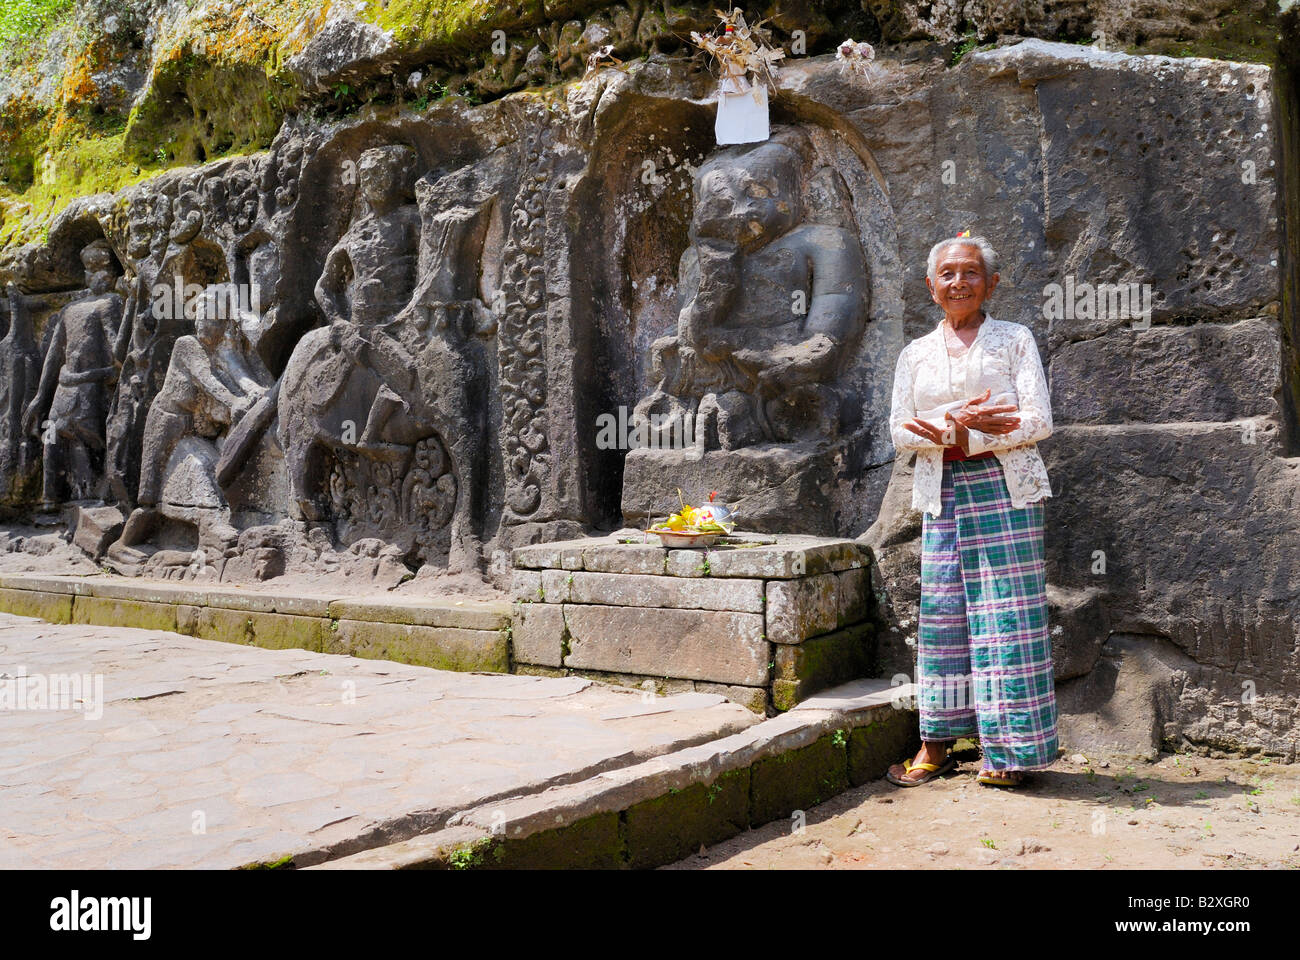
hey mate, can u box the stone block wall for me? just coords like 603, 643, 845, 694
510, 533, 877, 713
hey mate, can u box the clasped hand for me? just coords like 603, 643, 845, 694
903, 388, 1020, 449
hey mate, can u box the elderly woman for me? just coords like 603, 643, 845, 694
885, 233, 1057, 788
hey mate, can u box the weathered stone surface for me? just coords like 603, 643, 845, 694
749, 734, 850, 826
772, 623, 877, 711
316, 678, 918, 869
1048, 585, 1110, 681
665, 550, 710, 577
0, 587, 73, 623
836, 567, 871, 628
699, 538, 868, 579
563, 604, 768, 686
693, 682, 768, 715
72, 506, 126, 559
580, 543, 667, 575
510, 601, 566, 668
1049, 318, 1281, 425
326, 598, 509, 631
567, 570, 764, 613
71, 596, 177, 634
540, 569, 573, 603
1056, 634, 1198, 760
482, 811, 624, 870
0, 575, 94, 596
331, 620, 509, 673
81, 580, 204, 606
510, 540, 599, 570
186, 590, 332, 618
846, 707, 920, 786
0, 612, 762, 870
623, 769, 750, 869
511, 569, 544, 601
563, 668, 696, 698
177, 605, 331, 653
766, 574, 838, 644
285, 14, 399, 93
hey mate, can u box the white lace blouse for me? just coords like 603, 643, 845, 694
889, 314, 1053, 518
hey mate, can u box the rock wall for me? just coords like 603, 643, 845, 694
0, 1, 1296, 755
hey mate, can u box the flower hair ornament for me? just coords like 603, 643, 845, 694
956, 229, 972, 238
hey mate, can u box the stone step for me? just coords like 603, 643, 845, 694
0, 574, 512, 673
303, 678, 919, 870
0, 549, 885, 715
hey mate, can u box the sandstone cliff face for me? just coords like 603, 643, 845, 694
0, 2, 1296, 756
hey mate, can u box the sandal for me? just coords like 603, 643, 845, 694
885, 753, 957, 787
977, 768, 1025, 788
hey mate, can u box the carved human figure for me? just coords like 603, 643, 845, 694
105, 189, 176, 503
277, 145, 494, 571
0, 283, 41, 503
21, 240, 124, 505
316, 145, 421, 335
311, 145, 427, 454
111, 293, 273, 557
636, 130, 867, 449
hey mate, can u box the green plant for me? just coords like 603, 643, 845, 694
980, 837, 996, 849
949, 31, 980, 66
332, 83, 353, 100
0, 0, 73, 46
448, 836, 496, 870
831, 729, 846, 749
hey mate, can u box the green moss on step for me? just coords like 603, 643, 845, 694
71, 596, 177, 634
749, 733, 849, 825
623, 768, 749, 868
0, 587, 73, 623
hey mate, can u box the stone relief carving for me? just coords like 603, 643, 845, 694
276, 144, 496, 573
20, 240, 125, 507
108, 292, 274, 568
496, 127, 554, 524
635, 127, 868, 451
620, 124, 871, 534
0, 284, 42, 507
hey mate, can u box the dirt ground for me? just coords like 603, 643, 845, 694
665, 746, 1300, 869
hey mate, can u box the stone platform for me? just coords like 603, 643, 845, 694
0, 574, 511, 672
0, 531, 885, 715
510, 533, 879, 713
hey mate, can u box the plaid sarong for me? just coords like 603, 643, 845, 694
916, 457, 1058, 771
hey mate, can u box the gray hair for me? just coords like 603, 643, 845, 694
927, 235, 999, 285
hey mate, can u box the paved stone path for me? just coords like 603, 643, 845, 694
0, 613, 758, 868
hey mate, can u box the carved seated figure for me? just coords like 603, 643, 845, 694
622, 127, 871, 534
634, 128, 868, 452
109, 294, 273, 562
